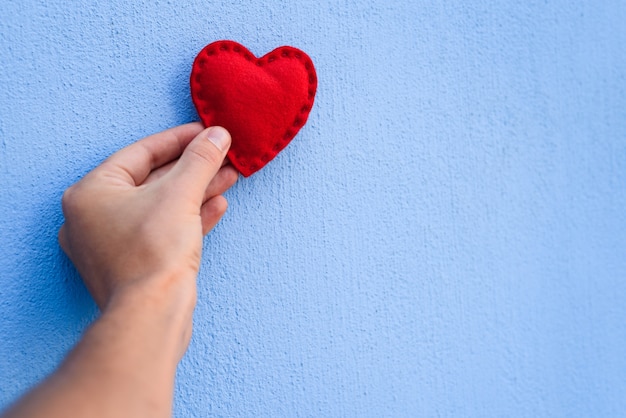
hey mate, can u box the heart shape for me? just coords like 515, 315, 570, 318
190, 40, 317, 177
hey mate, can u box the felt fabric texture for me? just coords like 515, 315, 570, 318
190, 40, 317, 177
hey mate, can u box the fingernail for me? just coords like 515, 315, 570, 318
207, 126, 230, 152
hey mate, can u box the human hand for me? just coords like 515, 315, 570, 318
0, 124, 237, 418
58, 123, 237, 312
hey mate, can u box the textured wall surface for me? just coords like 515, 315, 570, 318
1, 0, 626, 416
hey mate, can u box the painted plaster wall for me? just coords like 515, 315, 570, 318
1, 0, 626, 416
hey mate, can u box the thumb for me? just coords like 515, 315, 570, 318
168, 126, 231, 203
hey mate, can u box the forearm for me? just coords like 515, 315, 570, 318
3, 279, 195, 418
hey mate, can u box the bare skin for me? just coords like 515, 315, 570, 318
2, 123, 237, 418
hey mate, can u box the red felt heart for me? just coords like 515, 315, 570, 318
190, 40, 317, 177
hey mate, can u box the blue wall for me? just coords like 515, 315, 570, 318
2, 1, 626, 416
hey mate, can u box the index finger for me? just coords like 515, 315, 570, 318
99, 122, 205, 186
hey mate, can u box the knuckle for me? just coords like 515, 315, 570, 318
188, 143, 223, 167
61, 184, 87, 214
60, 186, 76, 213
216, 196, 228, 213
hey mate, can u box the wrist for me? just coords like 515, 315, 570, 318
103, 272, 197, 359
